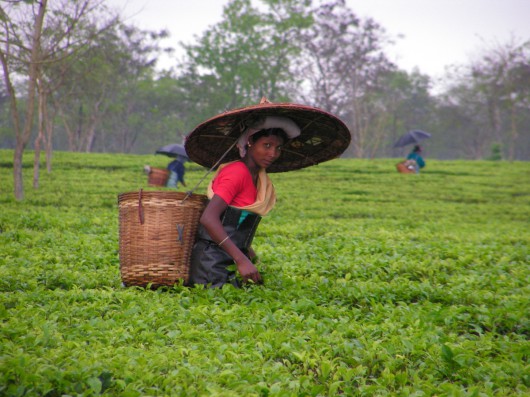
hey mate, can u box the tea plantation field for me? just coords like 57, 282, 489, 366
0, 150, 528, 396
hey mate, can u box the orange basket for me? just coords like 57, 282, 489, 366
396, 160, 416, 174
148, 167, 170, 187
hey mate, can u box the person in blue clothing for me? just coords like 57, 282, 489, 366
166, 154, 187, 188
406, 145, 426, 173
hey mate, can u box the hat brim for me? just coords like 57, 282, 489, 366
184, 101, 351, 173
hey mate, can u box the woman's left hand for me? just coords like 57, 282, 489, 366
236, 257, 262, 284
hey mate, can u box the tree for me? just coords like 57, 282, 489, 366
32, 0, 116, 184
380, 69, 435, 158
293, 0, 396, 157
0, 0, 119, 198
468, 38, 530, 160
437, 83, 490, 159
439, 38, 530, 160
0, 67, 13, 147
49, 23, 171, 154
0, 0, 47, 200
176, 0, 312, 121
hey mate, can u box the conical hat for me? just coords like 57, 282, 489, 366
185, 97, 351, 173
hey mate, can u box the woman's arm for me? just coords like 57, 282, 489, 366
200, 194, 262, 283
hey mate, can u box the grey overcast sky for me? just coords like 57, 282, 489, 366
109, 0, 530, 81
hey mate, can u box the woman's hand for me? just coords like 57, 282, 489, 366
236, 257, 262, 284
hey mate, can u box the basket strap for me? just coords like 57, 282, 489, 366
138, 189, 145, 225
182, 137, 239, 203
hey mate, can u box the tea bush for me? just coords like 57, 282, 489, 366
0, 150, 528, 396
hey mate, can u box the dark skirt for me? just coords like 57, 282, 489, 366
188, 206, 261, 288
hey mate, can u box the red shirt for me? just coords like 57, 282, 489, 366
212, 161, 257, 207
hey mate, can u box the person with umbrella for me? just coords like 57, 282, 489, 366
154, 144, 189, 188
166, 155, 187, 188
406, 145, 426, 173
184, 98, 351, 288
393, 130, 430, 174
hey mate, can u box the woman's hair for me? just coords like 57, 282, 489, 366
250, 128, 289, 145
413, 145, 422, 153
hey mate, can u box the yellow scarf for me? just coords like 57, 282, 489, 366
207, 161, 276, 216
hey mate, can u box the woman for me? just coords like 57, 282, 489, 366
406, 145, 426, 173
166, 155, 187, 189
188, 116, 300, 288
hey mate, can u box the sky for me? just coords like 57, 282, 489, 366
108, 0, 530, 86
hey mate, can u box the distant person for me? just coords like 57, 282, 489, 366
166, 155, 187, 188
406, 145, 426, 173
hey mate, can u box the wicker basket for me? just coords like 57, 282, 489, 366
396, 160, 416, 174
118, 190, 208, 287
148, 167, 170, 187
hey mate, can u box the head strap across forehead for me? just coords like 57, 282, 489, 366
236, 116, 300, 158
250, 116, 301, 139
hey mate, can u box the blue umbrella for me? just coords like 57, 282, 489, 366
155, 143, 189, 159
393, 130, 431, 148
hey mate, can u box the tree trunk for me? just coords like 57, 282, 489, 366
33, 86, 46, 189
13, 143, 25, 198
33, 130, 43, 189
509, 102, 518, 161
61, 111, 77, 151
2, 0, 48, 200
368, 113, 386, 159
45, 104, 54, 173
487, 97, 503, 144
0, 49, 23, 197
85, 125, 97, 152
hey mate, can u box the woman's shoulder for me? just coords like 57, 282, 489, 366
221, 161, 246, 171
218, 161, 249, 177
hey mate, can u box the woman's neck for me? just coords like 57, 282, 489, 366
242, 158, 260, 186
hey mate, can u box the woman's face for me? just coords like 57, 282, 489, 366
248, 135, 284, 169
